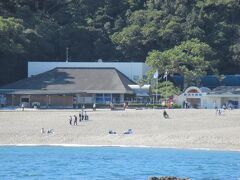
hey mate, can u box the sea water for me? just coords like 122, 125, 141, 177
0, 146, 239, 180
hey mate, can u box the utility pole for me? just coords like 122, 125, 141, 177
153, 69, 159, 104
66, 47, 69, 62
156, 77, 158, 104
164, 70, 168, 103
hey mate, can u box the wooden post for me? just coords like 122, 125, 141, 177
46, 95, 49, 108
29, 95, 31, 108
11, 95, 14, 107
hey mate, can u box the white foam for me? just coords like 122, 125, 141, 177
0, 144, 239, 152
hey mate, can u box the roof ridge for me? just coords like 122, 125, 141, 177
114, 69, 136, 90
55, 67, 117, 70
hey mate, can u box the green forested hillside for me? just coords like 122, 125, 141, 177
0, 0, 239, 85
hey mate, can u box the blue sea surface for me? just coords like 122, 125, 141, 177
0, 146, 239, 180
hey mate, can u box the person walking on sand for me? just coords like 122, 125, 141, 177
73, 115, 77, 125
21, 103, 25, 111
69, 116, 72, 125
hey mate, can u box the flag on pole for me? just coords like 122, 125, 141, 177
163, 70, 168, 79
153, 70, 158, 79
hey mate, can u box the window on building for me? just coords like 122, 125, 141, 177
96, 94, 112, 104
104, 94, 111, 103
96, 94, 104, 103
21, 98, 29, 103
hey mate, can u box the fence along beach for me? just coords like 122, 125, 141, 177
0, 109, 240, 151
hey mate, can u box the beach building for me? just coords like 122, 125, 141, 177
176, 86, 211, 108
176, 86, 240, 109
28, 61, 150, 82
0, 67, 137, 108
206, 86, 240, 109
1, 59, 239, 109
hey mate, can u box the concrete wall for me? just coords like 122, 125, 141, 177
5, 95, 21, 106
4, 93, 128, 108
28, 61, 150, 82
30, 95, 49, 107
201, 96, 219, 109
50, 95, 73, 107
75, 94, 93, 104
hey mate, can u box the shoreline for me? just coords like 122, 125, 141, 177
1, 144, 240, 152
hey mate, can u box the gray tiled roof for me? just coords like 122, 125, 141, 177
0, 68, 136, 94
207, 86, 240, 95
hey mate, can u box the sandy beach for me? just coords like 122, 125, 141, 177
0, 108, 240, 151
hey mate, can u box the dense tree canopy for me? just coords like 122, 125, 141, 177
0, 0, 239, 86
146, 39, 214, 86
152, 81, 180, 100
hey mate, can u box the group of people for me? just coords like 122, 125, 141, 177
183, 100, 190, 109
215, 107, 225, 116
69, 111, 89, 125
222, 103, 233, 110
41, 128, 54, 134
108, 129, 133, 135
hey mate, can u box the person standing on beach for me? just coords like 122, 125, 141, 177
21, 103, 25, 111
79, 112, 82, 122
69, 116, 72, 125
74, 115, 77, 125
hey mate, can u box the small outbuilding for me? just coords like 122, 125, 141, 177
176, 86, 210, 108
206, 86, 240, 109
176, 86, 240, 109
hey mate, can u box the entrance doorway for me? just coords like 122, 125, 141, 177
112, 94, 120, 103
21, 96, 30, 107
187, 98, 201, 108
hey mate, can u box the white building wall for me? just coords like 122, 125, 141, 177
204, 96, 240, 109
176, 95, 221, 109
201, 97, 210, 109
176, 94, 185, 107
238, 98, 240, 108
201, 97, 218, 109
28, 61, 150, 82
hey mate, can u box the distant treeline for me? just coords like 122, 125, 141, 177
0, 0, 239, 85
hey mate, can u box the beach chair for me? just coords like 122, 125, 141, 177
124, 129, 133, 134
108, 130, 117, 134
